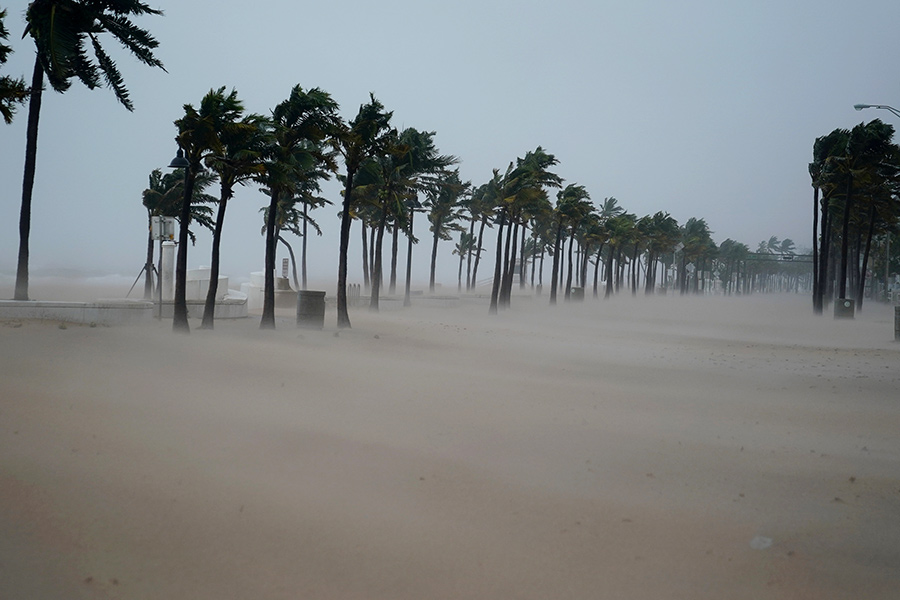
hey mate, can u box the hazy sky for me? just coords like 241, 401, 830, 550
1, 0, 899, 287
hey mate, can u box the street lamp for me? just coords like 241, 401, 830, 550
853, 103, 900, 119
168, 145, 194, 332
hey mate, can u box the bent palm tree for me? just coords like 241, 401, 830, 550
201, 100, 269, 329
16, 0, 164, 300
258, 85, 340, 330
335, 94, 394, 328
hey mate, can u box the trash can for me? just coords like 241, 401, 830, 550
895, 306, 900, 341
296, 290, 326, 329
571, 287, 584, 302
833, 298, 854, 319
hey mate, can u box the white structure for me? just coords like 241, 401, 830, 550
240, 271, 297, 311
161, 241, 176, 301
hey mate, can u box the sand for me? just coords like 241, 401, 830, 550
1, 288, 898, 599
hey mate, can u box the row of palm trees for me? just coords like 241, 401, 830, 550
3, 3, 825, 336
809, 120, 900, 313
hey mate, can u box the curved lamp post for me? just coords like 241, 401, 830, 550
168, 146, 192, 332
853, 103, 900, 119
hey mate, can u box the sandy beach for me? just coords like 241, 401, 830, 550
1, 288, 898, 599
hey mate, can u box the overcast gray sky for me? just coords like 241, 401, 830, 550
2, 0, 899, 288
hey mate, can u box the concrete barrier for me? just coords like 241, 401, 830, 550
0, 299, 153, 325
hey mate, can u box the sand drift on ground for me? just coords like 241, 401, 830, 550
1, 292, 898, 599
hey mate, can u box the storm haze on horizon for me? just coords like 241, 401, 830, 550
1, 0, 899, 287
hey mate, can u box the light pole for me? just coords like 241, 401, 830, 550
854, 103, 900, 119
168, 146, 192, 332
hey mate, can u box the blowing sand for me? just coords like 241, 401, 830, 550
1, 290, 898, 599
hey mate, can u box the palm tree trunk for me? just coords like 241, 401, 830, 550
404, 210, 415, 307
605, 246, 615, 299
260, 189, 281, 329
390, 222, 399, 294
838, 175, 853, 299
173, 168, 196, 333
500, 218, 517, 307
337, 170, 355, 328
15, 59, 44, 301
370, 210, 387, 310
471, 217, 487, 290
550, 222, 563, 305
466, 217, 476, 290
200, 191, 230, 329
489, 211, 506, 314
812, 186, 820, 313
817, 200, 831, 311
361, 221, 369, 291
301, 201, 308, 290
370, 224, 378, 291
858, 208, 877, 308
280, 235, 300, 291
429, 217, 441, 293
564, 233, 574, 300
519, 223, 527, 289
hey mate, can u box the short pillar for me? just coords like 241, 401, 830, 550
894, 306, 900, 341
161, 241, 176, 301
297, 290, 326, 330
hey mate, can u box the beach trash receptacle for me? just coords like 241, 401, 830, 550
297, 290, 326, 329
571, 287, 584, 301
833, 298, 854, 319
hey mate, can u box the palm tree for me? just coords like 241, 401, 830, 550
642, 211, 679, 294
488, 147, 562, 311
549, 184, 591, 304
258, 85, 340, 330
453, 231, 477, 292
830, 120, 896, 303
354, 127, 457, 309
425, 169, 469, 293
335, 94, 393, 328
0, 8, 28, 124
16, 0, 164, 301
680, 217, 715, 294
201, 102, 269, 329
810, 128, 849, 312
141, 167, 216, 299
172, 89, 242, 332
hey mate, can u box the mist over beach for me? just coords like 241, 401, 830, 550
1, 283, 898, 599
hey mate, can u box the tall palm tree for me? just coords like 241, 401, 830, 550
810, 128, 849, 312
549, 184, 591, 304
335, 94, 393, 328
830, 120, 896, 302
16, 0, 164, 301
172, 89, 241, 332
490, 147, 562, 310
426, 169, 469, 293
258, 85, 340, 330
0, 8, 28, 124
201, 102, 269, 329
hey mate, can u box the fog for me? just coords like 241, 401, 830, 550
2, 291, 898, 598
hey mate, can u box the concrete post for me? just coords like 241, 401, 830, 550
161, 241, 176, 301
